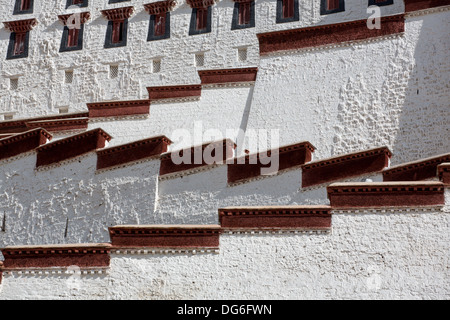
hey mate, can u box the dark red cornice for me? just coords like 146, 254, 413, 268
382, 153, 450, 181
147, 85, 202, 101
404, 0, 450, 12
101, 6, 134, 21
1, 244, 111, 269
219, 206, 332, 230
25, 117, 89, 133
0, 112, 89, 134
257, 14, 404, 55
3, 18, 38, 33
58, 12, 91, 25
97, 135, 172, 170
327, 181, 445, 208
144, 0, 177, 14
109, 225, 222, 248
36, 128, 112, 168
159, 139, 236, 176
87, 99, 150, 118
198, 68, 258, 85
0, 128, 52, 161
227, 141, 315, 184
302, 147, 391, 188
437, 163, 450, 185
186, 0, 216, 8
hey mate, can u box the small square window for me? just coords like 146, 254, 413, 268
238, 48, 248, 62
3, 114, 14, 121
110, 65, 119, 78
58, 107, 69, 114
195, 53, 205, 67
153, 59, 161, 73
13, 0, 34, 15
10, 78, 19, 90
65, 70, 74, 84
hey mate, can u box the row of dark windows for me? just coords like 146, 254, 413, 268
7, 0, 395, 59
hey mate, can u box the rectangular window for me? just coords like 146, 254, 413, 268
112, 21, 124, 44
276, 0, 299, 23
65, 70, 74, 84
105, 19, 128, 48
196, 8, 208, 30
10, 78, 19, 90
148, 12, 170, 41
189, 7, 212, 35
320, 0, 345, 15
60, 24, 84, 52
67, 28, 79, 47
154, 13, 166, 37
152, 59, 161, 73
232, 1, 255, 30
13, 33, 26, 56
327, 0, 340, 10
282, 0, 294, 19
195, 53, 204, 67
110, 65, 119, 78
239, 2, 251, 25
21, 0, 31, 11
66, 0, 88, 8
14, 0, 34, 14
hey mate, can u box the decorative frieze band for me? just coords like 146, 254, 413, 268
101, 6, 134, 21
25, 118, 89, 133
3, 18, 38, 33
144, 0, 177, 15
147, 85, 202, 101
186, 0, 216, 8
198, 68, 258, 85
87, 99, 150, 118
57, 12, 91, 25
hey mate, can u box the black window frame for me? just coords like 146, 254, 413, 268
7, 31, 30, 60
189, 6, 212, 36
60, 24, 85, 52
231, 1, 256, 30
65, 0, 88, 8
147, 12, 171, 41
276, 0, 299, 24
320, 0, 345, 15
13, 0, 34, 15
104, 19, 129, 48
368, 0, 394, 6
108, 0, 131, 4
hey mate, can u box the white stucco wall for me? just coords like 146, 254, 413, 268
1, 205, 448, 300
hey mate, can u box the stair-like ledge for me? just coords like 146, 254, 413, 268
198, 68, 258, 86
1, 243, 111, 270
36, 128, 112, 168
87, 99, 150, 118
219, 205, 332, 232
109, 225, 222, 249
438, 163, 450, 185
147, 85, 202, 102
301, 147, 391, 188
327, 181, 445, 208
25, 117, 89, 133
0, 128, 52, 161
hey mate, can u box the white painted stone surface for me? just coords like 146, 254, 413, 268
1, 206, 448, 299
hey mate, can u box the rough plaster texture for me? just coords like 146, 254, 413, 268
0, 206, 448, 300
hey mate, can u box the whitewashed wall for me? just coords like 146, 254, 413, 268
0, 205, 448, 300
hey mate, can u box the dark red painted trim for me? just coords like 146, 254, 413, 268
101, 6, 134, 21
36, 128, 112, 167
147, 85, 202, 101
0, 112, 89, 134
109, 225, 221, 248
219, 206, 332, 230
382, 153, 450, 181
198, 68, 258, 85
257, 14, 405, 55
227, 141, 315, 184
404, 0, 450, 12
97, 135, 172, 170
327, 181, 445, 208
437, 163, 450, 185
0, 128, 52, 161
302, 147, 392, 188
87, 99, 150, 118
25, 118, 89, 133
144, 0, 177, 14
159, 139, 236, 176
3, 18, 38, 33
1, 244, 111, 269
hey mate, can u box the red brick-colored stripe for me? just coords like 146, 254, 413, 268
36, 128, 112, 167
147, 85, 202, 101
257, 14, 404, 55
25, 118, 89, 133
404, 0, 450, 12
382, 153, 450, 182
198, 68, 258, 85
219, 206, 332, 230
159, 139, 236, 176
302, 147, 391, 188
1, 244, 111, 269
97, 135, 172, 170
87, 99, 150, 118
0, 128, 52, 161
327, 181, 445, 208
109, 225, 221, 248
227, 141, 315, 184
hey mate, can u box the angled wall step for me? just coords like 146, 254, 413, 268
159, 139, 236, 178
1, 243, 111, 270
25, 117, 89, 133
327, 181, 445, 208
438, 163, 450, 185
0, 112, 89, 134
0, 128, 52, 161
227, 141, 315, 185
87, 99, 150, 118
198, 67, 258, 86
97, 135, 172, 170
219, 206, 331, 231
257, 14, 404, 55
36, 128, 112, 168
301, 147, 391, 188
382, 153, 450, 182
109, 225, 222, 249
147, 84, 202, 102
